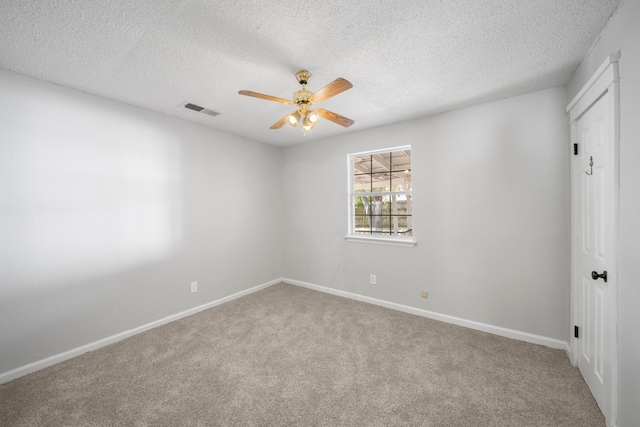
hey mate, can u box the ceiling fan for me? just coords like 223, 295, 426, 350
238, 70, 354, 133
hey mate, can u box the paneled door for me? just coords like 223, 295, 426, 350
575, 93, 609, 412
568, 54, 619, 425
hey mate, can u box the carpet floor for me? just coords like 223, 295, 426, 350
0, 282, 604, 426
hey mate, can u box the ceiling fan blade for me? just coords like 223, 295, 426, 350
309, 78, 353, 103
238, 90, 295, 105
270, 112, 295, 129
316, 108, 354, 128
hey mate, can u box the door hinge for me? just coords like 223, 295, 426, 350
573, 143, 578, 155
574, 325, 579, 338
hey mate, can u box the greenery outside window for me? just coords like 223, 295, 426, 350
346, 146, 415, 246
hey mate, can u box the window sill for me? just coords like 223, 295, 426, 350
344, 235, 417, 247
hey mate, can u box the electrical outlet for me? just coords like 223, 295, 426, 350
370, 274, 376, 285
421, 290, 428, 298
190, 282, 198, 293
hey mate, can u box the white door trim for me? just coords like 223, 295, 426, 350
567, 52, 620, 427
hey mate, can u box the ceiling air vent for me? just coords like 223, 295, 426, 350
184, 103, 220, 117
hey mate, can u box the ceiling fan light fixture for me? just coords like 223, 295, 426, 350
303, 110, 319, 130
288, 111, 301, 127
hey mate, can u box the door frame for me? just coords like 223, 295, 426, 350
567, 52, 620, 426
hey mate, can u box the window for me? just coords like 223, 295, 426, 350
346, 146, 415, 247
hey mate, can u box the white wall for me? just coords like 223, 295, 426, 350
568, 0, 640, 424
282, 87, 570, 341
0, 70, 282, 375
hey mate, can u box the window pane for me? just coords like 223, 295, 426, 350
354, 211, 373, 233
390, 172, 411, 191
371, 172, 390, 192
397, 216, 413, 236
354, 196, 372, 215
391, 149, 411, 172
395, 194, 412, 215
371, 195, 386, 232
354, 215, 370, 233
370, 153, 390, 173
353, 155, 372, 175
353, 196, 371, 232
354, 173, 371, 192
370, 216, 386, 233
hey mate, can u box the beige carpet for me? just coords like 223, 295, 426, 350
0, 282, 604, 426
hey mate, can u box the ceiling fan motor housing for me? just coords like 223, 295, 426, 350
294, 70, 313, 107
294, 89, 313, 107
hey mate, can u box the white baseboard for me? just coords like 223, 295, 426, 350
0, 278, 281, 385
283, 278, 569, 351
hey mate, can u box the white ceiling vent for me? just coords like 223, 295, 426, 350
184, 103, 220, 117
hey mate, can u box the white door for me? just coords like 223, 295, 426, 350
568, 54, 619, 425
575, 93, 610, 413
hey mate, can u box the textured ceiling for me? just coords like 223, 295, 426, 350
0, 0, 622, 146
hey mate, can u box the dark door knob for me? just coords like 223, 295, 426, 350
591, 271, 608, 283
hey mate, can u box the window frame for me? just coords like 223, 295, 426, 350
345, 145, 416, 247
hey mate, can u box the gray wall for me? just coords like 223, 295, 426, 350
282, 87, 570, 341
568, 0, 640, 424
0, 70, 283, 374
